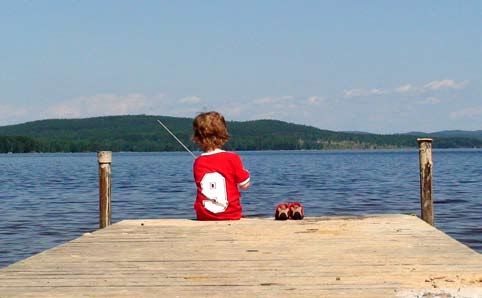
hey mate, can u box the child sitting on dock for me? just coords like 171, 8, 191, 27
191, 111, 251, 220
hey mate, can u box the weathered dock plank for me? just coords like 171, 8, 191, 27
1, 214, 481, 297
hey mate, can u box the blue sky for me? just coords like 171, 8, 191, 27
1, 1, 481, 133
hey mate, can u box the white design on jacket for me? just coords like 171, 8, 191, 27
200, 172, 228, 213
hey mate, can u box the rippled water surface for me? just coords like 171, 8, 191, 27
1, 150, 481, 267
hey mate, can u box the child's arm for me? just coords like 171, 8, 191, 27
234, 154, 250, 190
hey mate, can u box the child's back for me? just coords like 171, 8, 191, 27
191, 112, 250, 220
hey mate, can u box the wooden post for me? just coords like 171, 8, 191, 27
98, 151, 112, 229
417, 138, 433, 226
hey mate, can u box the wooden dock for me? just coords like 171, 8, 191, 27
1, 214, 481, 297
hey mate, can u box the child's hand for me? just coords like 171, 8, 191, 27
239, 181, 250, 190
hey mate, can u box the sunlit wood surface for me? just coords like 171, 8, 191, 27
1, 214, 481, 297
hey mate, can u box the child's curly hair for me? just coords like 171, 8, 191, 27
191, 111, 230, 151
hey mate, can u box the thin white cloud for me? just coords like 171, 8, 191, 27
217, 103, 246, 118
396, 79, 469, 93
450, 107, 482, 119
0, 104, 28, 118
254, 96, 294, 104
169, 106, 204, 117
254, 96, 275, 104
395, 84, 417, 93
43, 93, 150, 119
179, 96, 201, 104
307, 96, 324, 105
249, 110, 278, 120
0, 77, 473, 134
423, 79, 468, 91
7, 92, 203, 123
346, 79, 469, 99
371, 88, 386, 95
217, 95, 303, 122
343, 89, 364, 97
343, 88, 387, 98
0, 104, 29, 125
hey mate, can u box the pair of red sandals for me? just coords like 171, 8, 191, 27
274, 202, 304, 220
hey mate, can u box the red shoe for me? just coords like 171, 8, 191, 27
289, 202, 304, 220
274, 203, 290, 220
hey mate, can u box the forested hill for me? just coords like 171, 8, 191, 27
0, 115, 481, 153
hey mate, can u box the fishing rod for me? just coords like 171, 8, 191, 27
156, 119, 197, 159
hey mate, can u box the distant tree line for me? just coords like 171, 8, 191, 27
0, 136, 41, 153
1, 115, 482, 153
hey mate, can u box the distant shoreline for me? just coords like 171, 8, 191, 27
1, 115, 481, 153
3, 147, 482, 155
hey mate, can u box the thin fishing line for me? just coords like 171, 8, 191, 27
157, 119, 197, 159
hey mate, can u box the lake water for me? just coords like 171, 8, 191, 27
1, 150, 481, 268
